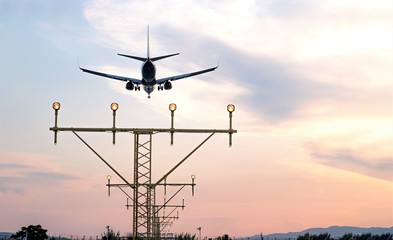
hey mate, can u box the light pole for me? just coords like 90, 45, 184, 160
107, 175, 111, 197
169, 103, 176, 145
191, 174, 195, 196
52, 102, 60, 144
111, 102, 118, 145
227, 104, 235, 147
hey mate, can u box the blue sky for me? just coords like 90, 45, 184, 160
0, 0, 392, 238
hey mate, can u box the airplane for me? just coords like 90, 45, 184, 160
79, 26, 218, 98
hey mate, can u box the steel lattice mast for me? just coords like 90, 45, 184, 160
50, 102, 236, 239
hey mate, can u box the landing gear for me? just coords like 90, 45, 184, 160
158, 85, 163, 91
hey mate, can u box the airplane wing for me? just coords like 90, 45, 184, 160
80, 67, 142, 84
156, 65, 218, 84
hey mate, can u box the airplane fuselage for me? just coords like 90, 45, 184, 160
141, 60, 157, 97
142, 60, 156, 84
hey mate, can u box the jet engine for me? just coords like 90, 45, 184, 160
125, 81, 134, 90
164, 81, 172, 90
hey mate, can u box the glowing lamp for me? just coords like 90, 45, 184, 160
169, 103, 177, 112
52, 102, 61, 110
227, 104, 235, 113
110, 103, 119, 111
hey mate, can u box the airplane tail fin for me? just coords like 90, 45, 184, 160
147, 25, 150, 59
147, 25, 180, 61
118, 25, 179, 62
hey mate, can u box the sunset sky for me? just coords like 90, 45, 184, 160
0, 0, 392, 238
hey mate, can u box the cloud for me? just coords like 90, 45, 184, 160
212, 42, 333, 121
0, 152, 79, 194
79, 31, 340, 124
305, 135, 393, 182
80, 0, 393, 181
81, 1, 391, 125
81, 0, 391, 59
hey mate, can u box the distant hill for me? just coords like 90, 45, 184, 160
0, 232, 13, 238
241, 226, 393, 240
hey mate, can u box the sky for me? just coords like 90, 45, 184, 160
0, 0, 392, 238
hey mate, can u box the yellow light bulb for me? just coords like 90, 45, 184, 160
52, 102, 61, 110
110, 103, 119, 111
227, 104, 235, 113
169, 103, 177, 112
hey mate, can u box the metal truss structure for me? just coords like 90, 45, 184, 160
50, 102, 236, 239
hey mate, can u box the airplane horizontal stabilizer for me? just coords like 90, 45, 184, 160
118, 53, 147, 62
150, 53, 179, 61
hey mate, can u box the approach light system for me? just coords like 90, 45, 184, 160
52, 102, 61, 110
49, 101, 237, 237
111, 102, 119, 111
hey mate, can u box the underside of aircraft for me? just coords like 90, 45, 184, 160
79, 26, 218, 98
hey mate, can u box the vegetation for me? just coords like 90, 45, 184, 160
175, 233, 196, 240
297, 233, 331, 240
213, 234, 232, 240
10, 225, 48, 240
101, 226, 121, 240
7, 225, 391, 240
296, 233, 392, 240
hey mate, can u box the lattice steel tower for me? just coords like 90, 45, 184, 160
50, 102, 237, 239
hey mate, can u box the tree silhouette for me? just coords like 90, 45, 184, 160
11, 225, 48, 240
101, 226, 120, 240
214, 234, 231, 240
176, 233, 196, 240
297, 233, 330, 240
297, 232, 392, 240
298, 233, 311, 240
341, 233, 353, 240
